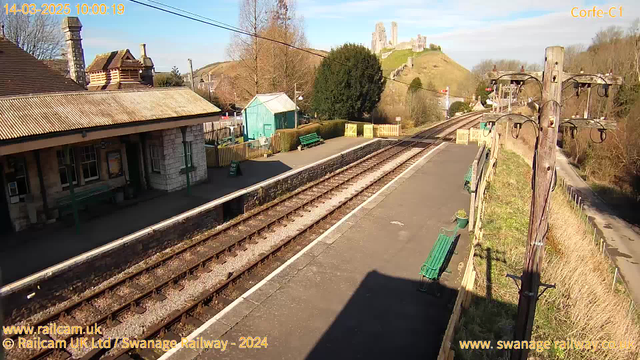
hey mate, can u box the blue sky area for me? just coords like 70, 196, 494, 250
12, 0, 639, 72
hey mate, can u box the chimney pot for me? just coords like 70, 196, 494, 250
140, 43, 147, 58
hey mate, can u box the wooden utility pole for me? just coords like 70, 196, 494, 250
188, 58, 195, 91
512, 46, 564, 360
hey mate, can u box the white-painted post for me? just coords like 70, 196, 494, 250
602, 238, 606, 255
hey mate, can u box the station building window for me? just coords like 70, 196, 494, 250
80, 145, 99, 181
57, 149, 78, 187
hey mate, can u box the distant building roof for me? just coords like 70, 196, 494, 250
86, 49, 143, 73
245, 93, 297, 114
0, 88, 221, 142
0, 37, 85, 96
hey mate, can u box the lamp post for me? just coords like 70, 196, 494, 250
294, 83, 304, 129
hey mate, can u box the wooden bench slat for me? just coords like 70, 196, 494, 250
420, 227, 459, 280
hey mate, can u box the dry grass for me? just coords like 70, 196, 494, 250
455, 149, 640, 360
536, 189, 640, 359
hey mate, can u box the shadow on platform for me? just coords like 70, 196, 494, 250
306, 270, 458, 360
0, 160, 293, 285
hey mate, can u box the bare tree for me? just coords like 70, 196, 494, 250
0, 1, 64, 59
227, 0, 270, 98
260, 0, 313, 100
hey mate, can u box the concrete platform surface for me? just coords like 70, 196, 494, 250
0, 136, 371, 285
165, 143, 479, 360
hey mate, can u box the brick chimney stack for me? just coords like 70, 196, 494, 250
139, 43, 155, 86
61, 17, 86, 88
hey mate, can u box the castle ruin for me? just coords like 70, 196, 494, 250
371, 22, 388, 55
370, 22, 427, 55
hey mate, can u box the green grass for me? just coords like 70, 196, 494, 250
454, 149, 640, 360
454, 150, 530, 360
381, 49, 430, 76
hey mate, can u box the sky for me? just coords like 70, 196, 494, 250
20, 0, 640, 73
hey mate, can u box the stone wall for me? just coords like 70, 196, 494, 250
144, 125, 208, 192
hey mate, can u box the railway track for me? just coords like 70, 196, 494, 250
5, 112, 482, 360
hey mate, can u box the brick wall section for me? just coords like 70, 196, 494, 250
1, 140, 387, 319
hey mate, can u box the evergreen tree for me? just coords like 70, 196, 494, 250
312, 43, 385, 120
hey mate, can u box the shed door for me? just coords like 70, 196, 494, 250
263, 123, 273, 137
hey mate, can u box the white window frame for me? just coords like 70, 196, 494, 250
150, 145, 162, 173
57, 149, 78, 187
180, 141, 193, 169
80, 145, 100, 182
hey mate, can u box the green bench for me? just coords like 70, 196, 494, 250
419, 225, 459, 284
56, 185, 114, 216
464, 165, 473, 193
299, 132, 323, 149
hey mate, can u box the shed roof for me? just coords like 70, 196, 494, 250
0, 37, 85, 96
0, 88, 220, 142
245, 93, 296, 114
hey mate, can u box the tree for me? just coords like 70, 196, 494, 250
475, 81, 491, 106
227, 0, 270, 97
260, 0, 313, 101
312, 43, 386, 120
448, 101, 471, 117
154, 66, 185, 87
0, 1, 63, 59
409, 91, 442, 126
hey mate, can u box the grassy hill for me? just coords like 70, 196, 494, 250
194, 48, 328, 79
381, 50, 475, 95
377, 49, 477, 123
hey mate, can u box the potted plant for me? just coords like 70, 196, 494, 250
455, 209, 469, 228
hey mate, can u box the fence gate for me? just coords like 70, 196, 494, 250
456, 129, 469, 145
363, 124, 374, 138
345, 123, 357, 137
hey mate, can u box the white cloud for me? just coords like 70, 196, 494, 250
427, 1, 640, 69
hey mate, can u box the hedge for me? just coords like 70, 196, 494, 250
277, 120, 369, 152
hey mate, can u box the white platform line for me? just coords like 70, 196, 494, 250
158, 142, 447, 360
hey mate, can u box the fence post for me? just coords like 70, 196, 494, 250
612, 268, 618, 291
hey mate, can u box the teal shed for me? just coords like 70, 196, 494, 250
242, 93, 297, 141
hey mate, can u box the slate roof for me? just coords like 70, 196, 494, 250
0, 37, 85, 97
0, 88, 221, 142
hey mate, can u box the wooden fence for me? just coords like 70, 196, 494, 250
438, 128, 500, 360
374, 124, 400, 137
215, 138, 271, 167
204, 125, 244, 144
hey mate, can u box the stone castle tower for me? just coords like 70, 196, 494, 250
371, 22, 388, 55
61, 17, 86, 88
391, 22, 398, 47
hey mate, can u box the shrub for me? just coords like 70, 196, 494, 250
276, 120, 350, 152
448, 101, 471, 117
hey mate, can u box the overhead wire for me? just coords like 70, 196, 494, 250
128, 0, 470, 99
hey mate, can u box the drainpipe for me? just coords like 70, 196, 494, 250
180, 127, 191, 195
64, 146, 79, 233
